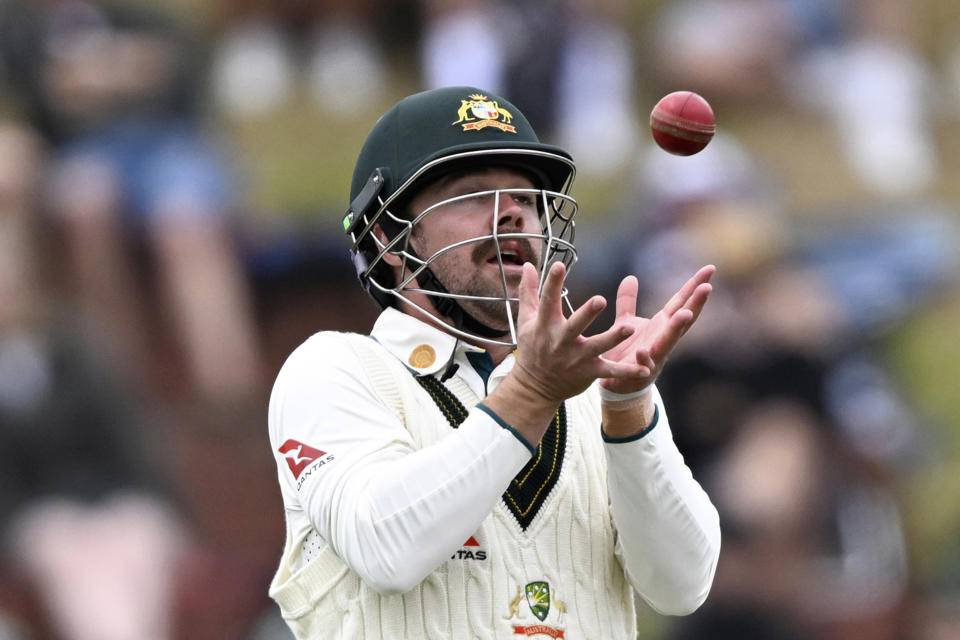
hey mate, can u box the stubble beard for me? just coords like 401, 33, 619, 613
419, 237, 542, 334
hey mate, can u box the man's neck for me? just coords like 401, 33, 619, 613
483, 344, 513, 366
395, 298, 513, 365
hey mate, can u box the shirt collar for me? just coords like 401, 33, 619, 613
370, 307, 487, 376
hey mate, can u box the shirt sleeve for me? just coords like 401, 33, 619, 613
268, 334, 533, 595
602, 385, 721, 615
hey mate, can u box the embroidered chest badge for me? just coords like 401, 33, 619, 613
503, 581, 568, 638
452, 94, 517, 133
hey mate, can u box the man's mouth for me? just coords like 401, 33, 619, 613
485, 241, 531, 267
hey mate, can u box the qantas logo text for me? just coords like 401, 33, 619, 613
278, 439, 335, 486
451, 535, 487, 561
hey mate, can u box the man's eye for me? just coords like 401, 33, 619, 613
443, 191, 488, 207
443, 190, 537, 209
467, 192, 495, 205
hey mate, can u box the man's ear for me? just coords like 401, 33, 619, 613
374, 224, 403, 268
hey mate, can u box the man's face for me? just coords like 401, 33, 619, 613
406, 167, 544, 332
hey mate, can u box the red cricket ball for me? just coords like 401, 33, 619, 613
649, 91, 716, 156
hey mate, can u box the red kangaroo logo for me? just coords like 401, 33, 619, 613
278, 439, 327, 479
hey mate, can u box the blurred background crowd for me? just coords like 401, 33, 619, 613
0, 0, 958, 638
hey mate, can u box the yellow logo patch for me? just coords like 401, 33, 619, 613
408, 344, 437, 369
452, 94, 517, 133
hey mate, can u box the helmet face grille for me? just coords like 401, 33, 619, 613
345, 87, 579, 336
354, 185, 579, 347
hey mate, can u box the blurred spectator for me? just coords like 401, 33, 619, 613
626, 131, 958, 343
672, 397, 909, 640
648, 0, 939, 196
0, 0, 264, 402
0, 120, 188, 640
209, 0, 389, 118
590, 131, 960, 639
418, 0, 641, 176
621, 132, 958, 471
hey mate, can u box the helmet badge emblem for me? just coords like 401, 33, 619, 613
452, 94, 517, 133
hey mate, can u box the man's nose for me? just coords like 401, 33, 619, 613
495, 192, 527, 230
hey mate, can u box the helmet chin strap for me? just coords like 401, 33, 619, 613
412, 261, 510, 341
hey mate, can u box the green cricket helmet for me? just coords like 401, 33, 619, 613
343, 86, 580, 347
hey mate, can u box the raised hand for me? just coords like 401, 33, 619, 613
599, 265, 715, 395
486, 262, 714, 446
509, 261, 646, 405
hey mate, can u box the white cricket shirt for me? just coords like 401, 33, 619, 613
268, 308, 720, 638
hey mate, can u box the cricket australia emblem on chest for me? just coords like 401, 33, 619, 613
503, 581, 568, 638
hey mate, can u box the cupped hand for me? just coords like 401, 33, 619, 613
599, 265, 715, 395
510, 261, 646, 405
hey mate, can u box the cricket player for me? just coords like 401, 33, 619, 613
268, 86, 721, 639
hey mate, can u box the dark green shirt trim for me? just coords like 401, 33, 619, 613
466, 351, 496, 389
476, 402, 537, 455
412, 374, 566, 531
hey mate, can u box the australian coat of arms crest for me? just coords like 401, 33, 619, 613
452, 94, 517, 133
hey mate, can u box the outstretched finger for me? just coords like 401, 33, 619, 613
681, 282, 713, 327
643, 310, 690, 365
565, 295, 607, 339
664, 264, 716, 315
584, 323, 635, 357
655, 289, 709, 359
537, 261, 567, 321
517, 262, 541, 323
615, 275, 639, 319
